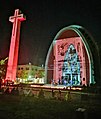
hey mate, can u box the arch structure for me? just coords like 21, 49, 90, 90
45, 25, 101, 86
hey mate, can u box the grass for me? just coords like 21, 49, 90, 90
0, 94, 101, 119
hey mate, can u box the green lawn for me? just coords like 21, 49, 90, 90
0, 95, 101, 119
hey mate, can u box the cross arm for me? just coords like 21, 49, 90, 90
9, 14, 26, 22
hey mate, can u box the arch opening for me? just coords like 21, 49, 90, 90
45, 25, 100, 86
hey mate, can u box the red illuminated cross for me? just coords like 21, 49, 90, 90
9, 9, 26, 36
9, 9, 26, 22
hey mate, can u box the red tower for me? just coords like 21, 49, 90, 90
5, 9, 26, 82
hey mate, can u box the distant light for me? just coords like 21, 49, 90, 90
29, 75, 31, 78
41, 64, 44, 68
29, 62, 31, 65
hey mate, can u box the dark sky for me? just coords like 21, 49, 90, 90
0, 0, 101, 66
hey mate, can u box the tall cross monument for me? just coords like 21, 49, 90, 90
6, 9, 26, 81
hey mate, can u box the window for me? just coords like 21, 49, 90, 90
21, 67, 23, 70
26, 67, 29, 70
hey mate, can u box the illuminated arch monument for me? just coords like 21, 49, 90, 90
45, 25, 101, 86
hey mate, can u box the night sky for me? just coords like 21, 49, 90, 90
0, 0, 101, 66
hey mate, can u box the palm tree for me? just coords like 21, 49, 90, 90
0, 57, 8, 89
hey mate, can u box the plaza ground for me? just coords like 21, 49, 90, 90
0, 94, 101, 119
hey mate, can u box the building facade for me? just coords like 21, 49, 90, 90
16, 63, 45, 84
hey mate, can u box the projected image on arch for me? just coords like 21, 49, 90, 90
62, 44, 80, 86
52, 36, 91, 86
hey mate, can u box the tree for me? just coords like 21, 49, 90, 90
19, 70, 28, 80
0, 57, 8, 89
0, 57, 8, 79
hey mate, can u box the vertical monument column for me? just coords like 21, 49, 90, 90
6, 9, 26, 81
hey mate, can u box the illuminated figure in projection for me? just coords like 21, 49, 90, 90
45, 25, 101, 86
62, 44, 80, 86
5, 9, 26, 82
